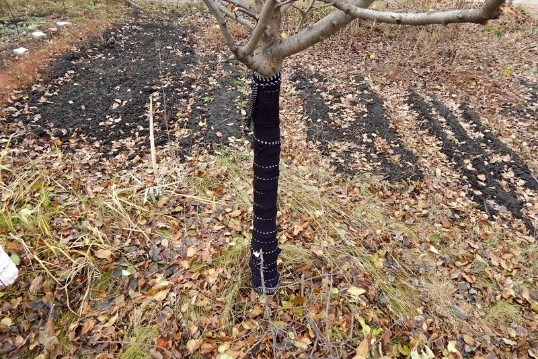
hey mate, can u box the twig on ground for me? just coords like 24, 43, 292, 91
347, 306, 355, 342
325, 266, 334, 352
306, 314, 325, 353
240, 328, 269, 359
148, 96, 158, 178
124, 0, 143, 9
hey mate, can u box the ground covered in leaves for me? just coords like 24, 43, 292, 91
0, 4, 537, 359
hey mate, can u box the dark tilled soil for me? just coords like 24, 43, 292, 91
291, 67, 535, 232
408, 92, 536, 233
4, 20, 197, 158
352, 76, 422, 181
2, 19, 251, 160
184, 55, 246, 153
291, 69, 421, 181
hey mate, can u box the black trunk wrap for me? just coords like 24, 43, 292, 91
249, 72, 282, 293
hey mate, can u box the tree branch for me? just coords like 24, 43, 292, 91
202, 0, 240, 53
240, 0, 277, 57
221, 0, 258, 19
214, 0, 257, 30
271, 0, 374, 59
322, 0, 505, 25
204, 0, 283, 76
295, 0, 316, 32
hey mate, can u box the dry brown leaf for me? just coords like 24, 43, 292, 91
354, 337, 369, 359
186, 339, 202, 353
94, 249, 113, 260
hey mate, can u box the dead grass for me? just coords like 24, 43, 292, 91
1, 130, 536, 356
187, 148, 473, 336
485, 300, 523, 326
0, 151, 118, 316
120, 325, 159, 359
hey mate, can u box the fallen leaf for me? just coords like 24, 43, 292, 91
186, 339, 202, 353
248, 305, 263, 318
353, 337, 369, 359
29, 275, 44, 293
156, 336, 170, 348
94, 249, 113, 260
218, 343, 230, 353
447, 340, 459, 353
348, 286, 367, 298
187, 247, 196, 257
294, 340, 308, 350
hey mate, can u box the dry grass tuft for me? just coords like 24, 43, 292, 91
191, 148, 467, 332
0, 153, 111, 315
485, 300, 523, 326
120, 325, 159, 359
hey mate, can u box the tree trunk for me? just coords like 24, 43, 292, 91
248, 71, 281, 294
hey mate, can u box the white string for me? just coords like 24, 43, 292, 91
254, 136, 280, 145
254, 162, 279, 169
254, 215, 276, 221
254, 176, 279, 181
253, 228, 277, 235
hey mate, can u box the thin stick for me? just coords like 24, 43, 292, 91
325, 267, 334, 353
295, 0, 316, 32
125, 0, 143, 9
306, 314, 325, 354
148, 96, 158, 178
155, 41, 171, 145
2, 0, 19, 35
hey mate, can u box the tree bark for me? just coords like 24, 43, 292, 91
248, 71, 282, 294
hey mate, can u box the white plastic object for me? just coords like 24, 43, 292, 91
13, 47, 28, 56
56, 21, 72, 26
0, 246, 18, 290
32, 30, 47, 39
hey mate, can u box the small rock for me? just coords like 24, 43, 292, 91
451, 305, 469, 320
458, 281, 470, 291
413, 315, 425, 323
150, 245, 160, 262
464, 344, 477, 353
56, 21, 72, 26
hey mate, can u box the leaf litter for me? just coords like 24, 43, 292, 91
0, 5, 537, 358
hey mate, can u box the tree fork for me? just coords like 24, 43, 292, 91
248, 72, 282, 294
